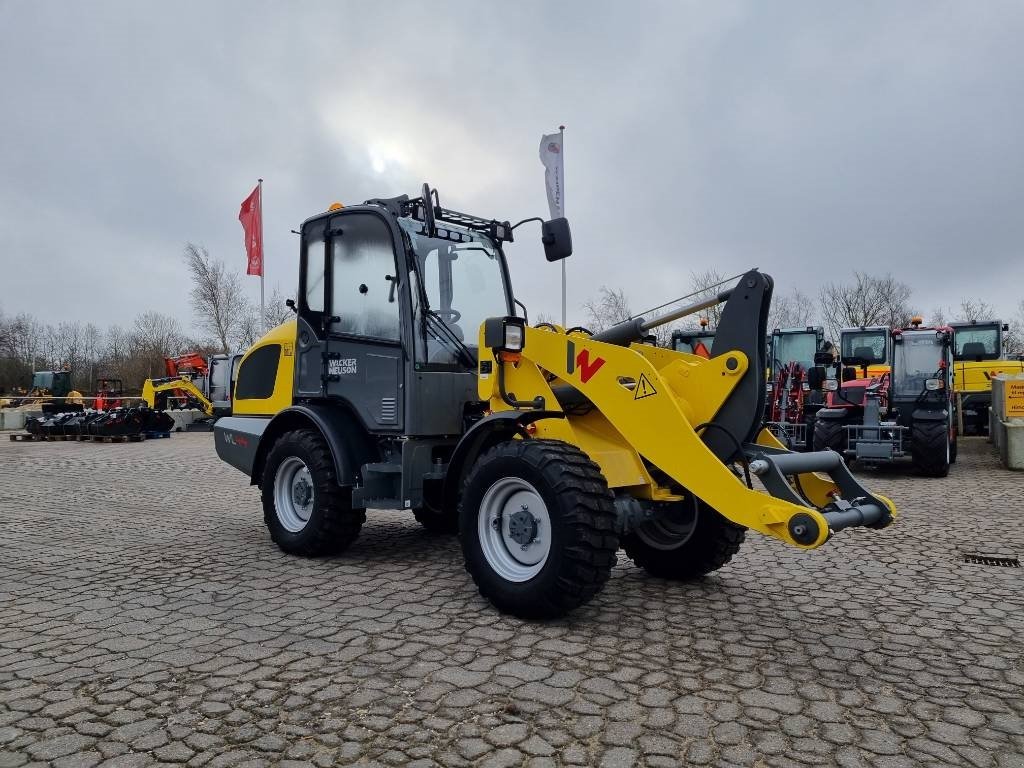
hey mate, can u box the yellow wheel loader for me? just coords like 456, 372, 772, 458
950, 320, 1024, 435
215, 184, 896, 619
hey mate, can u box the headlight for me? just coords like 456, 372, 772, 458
824, 379, 839, 391
504, 324, 523, 352
766, 382, 774, 392
801, 382, 810, 391
925, 378, 944, 391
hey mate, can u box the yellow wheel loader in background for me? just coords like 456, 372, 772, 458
215, 184, 896, 619
950, 320, 1024, 435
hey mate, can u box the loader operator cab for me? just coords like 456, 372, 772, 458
671, 323, 715, 358
769, 327, 823, 377
890, 326, 953, 403
839, 327, 889, 380
949, 320, 1019, 436
950, 321, 1004, 362
398, 219, 511, 365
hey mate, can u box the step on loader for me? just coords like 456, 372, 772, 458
215, 184, 897, 619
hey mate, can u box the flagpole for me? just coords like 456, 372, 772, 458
258, 178, 265, 333
559, 125, 566, 328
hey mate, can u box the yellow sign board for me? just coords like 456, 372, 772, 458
1005, 380, 1024, 418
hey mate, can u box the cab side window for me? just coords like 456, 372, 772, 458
330, 214, 400, 340
302, 233, 326, 314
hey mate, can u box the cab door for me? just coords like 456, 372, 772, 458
323, 210, 406, 432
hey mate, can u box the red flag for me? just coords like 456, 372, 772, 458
239, 184, 263, 276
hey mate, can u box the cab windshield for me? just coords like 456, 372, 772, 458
772, 332, 818, 371
841, 330, 888, 365
673, 333, 715, 356
400, 218, 511, 365
954, 326, 1000, 360
893, 331, 942, 396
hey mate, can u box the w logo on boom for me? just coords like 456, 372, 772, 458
566, 341, 606, 384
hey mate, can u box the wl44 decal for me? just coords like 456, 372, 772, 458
566, 340, 606, 384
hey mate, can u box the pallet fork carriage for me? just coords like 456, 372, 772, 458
215, 184, 897, 618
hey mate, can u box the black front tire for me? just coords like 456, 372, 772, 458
813, 417, 848, 454
911, 420, 951, 477
458, 440, 619, 620
622, 498, 745, 581
262, 429, 366, 555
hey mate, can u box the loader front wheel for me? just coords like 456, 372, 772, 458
911, 420, 951, 477
813, 417, 847, 454
622, 497, 745, 581
459, 440, 619, 620
262, 429, 366, 556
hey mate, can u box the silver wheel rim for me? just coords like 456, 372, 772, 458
477, 477, 552, 583
274, 456, 314, 533
635, 499, 699, 551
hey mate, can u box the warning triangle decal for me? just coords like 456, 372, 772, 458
634, 373, 657, 400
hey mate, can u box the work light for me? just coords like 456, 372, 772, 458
484, 316, 526, 354
925, 378, 944, 391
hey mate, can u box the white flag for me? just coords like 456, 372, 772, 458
539, 131, 564, 219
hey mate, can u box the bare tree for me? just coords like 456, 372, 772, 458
582, 286, 632, 333
129, 311, 185, 381
263, 287, 294, 329
183, 243, 247, 354
685, 268, 727, 329
818, 272, 916, 340
768, 288, 816, 331
235, 304, 264, 351
953, 298, 998, 323
1005, 301, 1024, 356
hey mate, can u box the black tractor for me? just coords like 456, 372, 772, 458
815, 319, 956, 476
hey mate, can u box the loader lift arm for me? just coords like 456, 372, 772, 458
479, 270, 895, 550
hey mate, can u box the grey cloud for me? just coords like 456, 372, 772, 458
1, 0, 1022, 335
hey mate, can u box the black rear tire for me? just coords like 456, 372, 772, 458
458, 440, 619, 620
813, 417, 848, 454
262, 429, 366, 555
622, 497, 745, 580
911, 420, 951, 477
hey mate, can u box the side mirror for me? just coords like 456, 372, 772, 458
842, 366, 857, 382
807, 366, 826, 391
813, 350, 834, 366
541, 217, 572, 262
286, 298, 297, 313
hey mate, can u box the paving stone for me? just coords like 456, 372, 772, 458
0, 436, 1020, 768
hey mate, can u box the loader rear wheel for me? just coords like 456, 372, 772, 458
262, 429, 366, 555
622, 497, 745, 581
458, 439, 619, 620
813, 418, 847, 454
911, 420, 950, 477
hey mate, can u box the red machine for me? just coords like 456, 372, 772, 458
93, 378, 124, 411
165, 353, 209, 378
769, 361, 808, 427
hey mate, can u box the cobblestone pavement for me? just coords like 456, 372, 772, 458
0, 434, 1022, 768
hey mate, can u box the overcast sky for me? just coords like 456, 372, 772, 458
2, 1, 1023, 336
